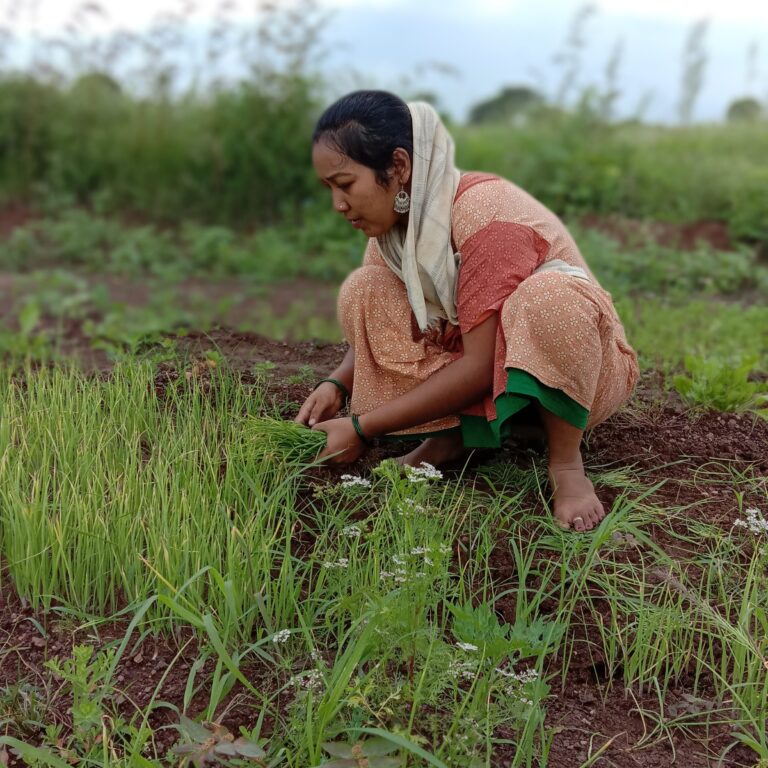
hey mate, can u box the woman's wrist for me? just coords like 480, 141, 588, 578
350, 413, 374, 446
327, 368, 353, 396
314, 378, 350, 405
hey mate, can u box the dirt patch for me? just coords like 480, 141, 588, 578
579, 214, 735, 252
174, 327, 345, 374
0, 201, 37, 239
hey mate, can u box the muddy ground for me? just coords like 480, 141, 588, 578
1, 330, 766, 767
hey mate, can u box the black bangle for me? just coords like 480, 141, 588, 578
315, 377, 350, 405
351, 413, 374, 447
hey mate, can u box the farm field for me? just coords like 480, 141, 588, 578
0, 10, 767, 760
0, 201, 766, 768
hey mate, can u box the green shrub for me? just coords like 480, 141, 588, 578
673, 355, 767, 415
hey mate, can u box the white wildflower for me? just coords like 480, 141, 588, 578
733, 507, 768, 535
272, 629, 291, 644
410, 546, 429, 555
392, 555, 406, 565
448, 658, 479, 680
322, 558, 349, 570
340, 474, 372, 488
424, 557, 434, 566
290, 668, 323, 692
438, 544, 452, 555
397, 499, 426, 516
496, 666, 538, 682
310, 648, 322, 662
379, 570, 394, 580
456, 642, 479, 652
342, 525, 362, 538
503, 682, 536, 705
405, 462, 443, 483
394, 575, 408, 584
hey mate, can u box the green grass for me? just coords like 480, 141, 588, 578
0, 367, 766, 765
615, 299, 768, 376
2, 207, 766, 382
0, 203, 361, 282
456, 120, 768, 245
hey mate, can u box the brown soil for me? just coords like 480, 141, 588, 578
1, 333, 766, 767
0, 201, 37, 239
578, 214, 735, 252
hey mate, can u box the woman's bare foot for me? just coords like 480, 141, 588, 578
548, 461, 605, 532
396, 432, 467, 468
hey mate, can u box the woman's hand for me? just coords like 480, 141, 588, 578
295, 382, 344, 427
313, 417, 366, 464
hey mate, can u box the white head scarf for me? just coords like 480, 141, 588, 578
376, 102, 462, 331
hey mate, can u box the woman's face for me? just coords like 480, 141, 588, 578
312, 140, 410, 238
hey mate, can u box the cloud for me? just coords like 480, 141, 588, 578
597, 0, 768, 24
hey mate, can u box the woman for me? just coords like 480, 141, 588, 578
295, 91, 638, 532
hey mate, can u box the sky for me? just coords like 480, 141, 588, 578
3, 0, 767, 123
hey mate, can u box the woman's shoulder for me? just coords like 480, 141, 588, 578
455, 171, 506, 201
451, 172, 521, 250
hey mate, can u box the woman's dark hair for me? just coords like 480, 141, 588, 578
313, 90, 413, 187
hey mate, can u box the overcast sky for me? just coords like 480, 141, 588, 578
4, 0, 767, 122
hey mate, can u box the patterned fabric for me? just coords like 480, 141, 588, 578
337, 172, 639, 438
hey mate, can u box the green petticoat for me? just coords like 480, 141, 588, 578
379, 369, 588, 448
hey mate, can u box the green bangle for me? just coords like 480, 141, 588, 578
351, 413, 374, 447
315, 377, 350, 405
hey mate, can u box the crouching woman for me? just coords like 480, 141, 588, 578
295, 90, 638, 532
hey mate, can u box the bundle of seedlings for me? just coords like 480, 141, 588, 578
240, 416, 328, 464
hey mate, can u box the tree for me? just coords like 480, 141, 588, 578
468, 86, 545, 125
726, 97, 764, 123
70, 71, 122, 96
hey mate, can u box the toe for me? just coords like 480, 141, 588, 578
594, 501, 606, 523
572, 515, 586, 532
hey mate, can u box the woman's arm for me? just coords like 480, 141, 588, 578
329, 345, 355, 393
359, 312, 498, 437
295, 346, 355, 426
313, 314, 498, 462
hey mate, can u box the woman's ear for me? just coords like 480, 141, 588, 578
391, 147, 412, 186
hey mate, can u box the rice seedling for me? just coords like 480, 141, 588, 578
238, 415, 328, 464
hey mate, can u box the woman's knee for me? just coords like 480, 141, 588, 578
502, 272, 598, 329
337, 265, 406, 333
339, 264, 395, 300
